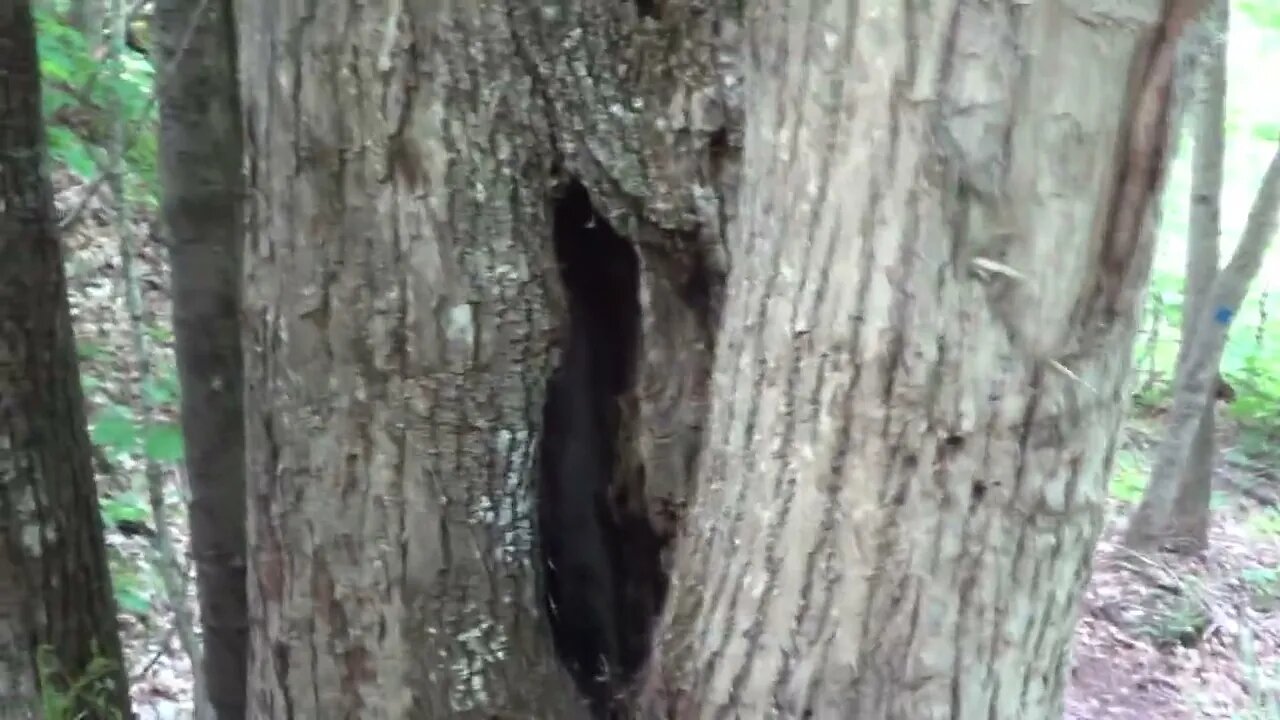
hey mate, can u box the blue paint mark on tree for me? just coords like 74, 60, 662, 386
1214, 306, 1234, 325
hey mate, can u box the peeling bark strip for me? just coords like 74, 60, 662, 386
639, 2, 1201, 719
1095, 0, 1213, 317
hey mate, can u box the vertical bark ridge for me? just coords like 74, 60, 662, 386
648, 2, 1180, 718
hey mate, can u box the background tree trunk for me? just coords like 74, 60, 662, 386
1126, 137, 1280, 551
153, 0, 248, 717
639, 1, 1205, 718
236, 3, 591, 717
0, 533, 40, 719
69, 0, 106, 50
1126, 0, 1228, 553
0, 2, 131, 717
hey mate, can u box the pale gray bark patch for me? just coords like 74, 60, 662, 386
638, 1, 1202, 718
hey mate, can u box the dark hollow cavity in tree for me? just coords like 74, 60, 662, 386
537, 179, 668, 719
632, 0, 658, 20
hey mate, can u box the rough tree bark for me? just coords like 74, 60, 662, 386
153, 0, 248, 716
1124, 0, 1228, 553
0, 1, 131, 717
1127, 138, 1280, 551
236, 1, 731, 716
637, 1, 1207, 718
235, 4, 584, 717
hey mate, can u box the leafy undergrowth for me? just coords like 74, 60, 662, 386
53, 169, 196, 719
51, 170, 1280, 719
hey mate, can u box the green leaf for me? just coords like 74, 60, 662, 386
114, 585, 151, 615
90, 406, 138, 455
141, 375, 177, 406
101, 493, 148, 525
1238, 0, 1280, 30
142, 423, 185, 462
1252, 121, 1280, 142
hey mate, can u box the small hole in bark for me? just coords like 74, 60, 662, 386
633, 0, 658, 18
537, 178, 668, 718
971, 480, 988, 505
945, 434, 965, 449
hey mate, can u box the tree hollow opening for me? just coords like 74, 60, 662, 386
537, 179, 668, 718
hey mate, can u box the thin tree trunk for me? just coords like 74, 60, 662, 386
0, 2, 131, 717
153, 0, 247, 717
1127, 138, 1280, 551
638, 1, 1206, 718
1126, 0, 1280, 551
1163, 0, 1228, 551
70, 0, 106, 50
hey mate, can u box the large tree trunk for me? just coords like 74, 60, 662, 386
638, 2, 1205, 718
236, 4, 588, 717
153, 0, 248, 717
237, 1, 735, 715
0, 2, 131, 717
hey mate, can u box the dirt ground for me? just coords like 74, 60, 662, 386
1063, 431, 1280, 720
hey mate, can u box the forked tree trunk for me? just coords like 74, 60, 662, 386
1126, 0, 1228, 553
1127, 138, 1280, 552
153, 0, 248, 716
639, 2, 1206, 718
0, 2, 131, 717
1126, 0, 1280, 553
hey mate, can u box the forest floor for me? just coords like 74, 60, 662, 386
1063, 415, 1280, 720
53, 174, 1280, 719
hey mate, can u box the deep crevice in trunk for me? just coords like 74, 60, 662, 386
537, 179, 668, 719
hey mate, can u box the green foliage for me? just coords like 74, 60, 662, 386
1108, 449, 1149, 504
81, 353, 183, 617
34, 5, 158, 206
1239, 0, 1280, 31
36, 645, 123, 720
100, 490, 148, 529
86, 359, 185, 465
1138, 591, 1211, 649
1247, 509, 1280, 537
109, 564, 158, 616
1243, 565, 1280, 611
